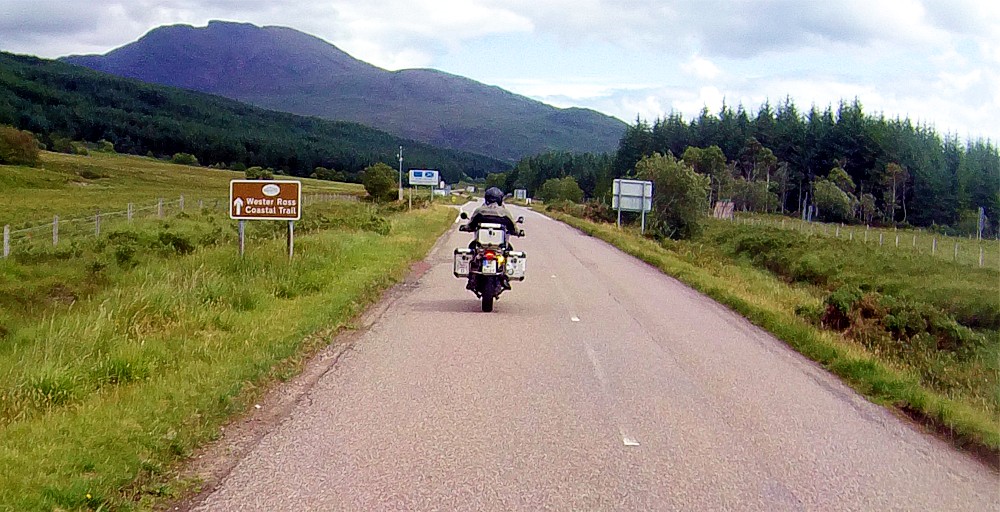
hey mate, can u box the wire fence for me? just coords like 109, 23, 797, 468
2, 192, 359, 259
731, 214, 1000, 270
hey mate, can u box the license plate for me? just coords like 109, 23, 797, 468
482, 260, 497, 274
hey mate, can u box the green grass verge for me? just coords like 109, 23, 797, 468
544, 211, 1000, 459
0, 200, 455, 510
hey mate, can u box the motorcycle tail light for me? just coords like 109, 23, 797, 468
484, 251, 496, 260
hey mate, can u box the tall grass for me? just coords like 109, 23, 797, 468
0, 200, 454, 510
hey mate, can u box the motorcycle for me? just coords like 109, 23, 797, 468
454, 212, 526, 312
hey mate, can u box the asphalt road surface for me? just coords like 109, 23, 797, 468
193, 203, 998, 511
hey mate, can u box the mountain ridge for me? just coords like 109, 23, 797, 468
62, 21, 627, 162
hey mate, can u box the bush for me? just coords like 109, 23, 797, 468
311, 166, 345, 182
50, 136, 75, 154
170, 153, 199, 166
245, 166, 274, 180
96, 139, 115, 153
0, 125, 41, 166
813, 179, 853, 222
537, 176, 584, 203
636, 152, 710, 239
361, 162, 397, 202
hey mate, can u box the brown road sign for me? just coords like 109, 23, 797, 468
230, 180, 302, 220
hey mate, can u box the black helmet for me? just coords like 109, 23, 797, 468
485, 187, 504, 205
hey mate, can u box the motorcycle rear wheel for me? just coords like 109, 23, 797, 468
481, 277, 495, 312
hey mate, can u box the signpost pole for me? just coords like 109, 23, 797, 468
640, 184, 647, 235
616, 184, 622, 228
397, 146, 403, 202
287, 221, 294, 260
238, 220, 245, 257
409, 187, 412, 210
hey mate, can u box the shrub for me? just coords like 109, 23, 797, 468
245, 166, 274, 180
311, 166, 345, 181
361, 162, 397, 202
0, 125, 41, 166
636, 152, 710, 239
170, 153, 199, 166
537, 177, 584, 203
50, 136, 75, 154
96, 139, 116, 153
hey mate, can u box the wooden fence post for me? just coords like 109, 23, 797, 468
95, 210, 101, 236
932, 237, 937, 255
879, 233, 884, 246
179, 195, 185, 211
157, 198, 163, 218
128, 203, 133, 222
53, 215, 59, 246
3, 225, 8, 258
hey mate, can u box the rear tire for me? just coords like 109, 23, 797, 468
481, 277, 495, 312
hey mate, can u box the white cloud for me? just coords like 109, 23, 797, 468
680, 55, 720, 80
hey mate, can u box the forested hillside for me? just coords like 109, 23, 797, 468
0, 52, 507, 182
505, 99, 998, 235
63, 21, 627, 162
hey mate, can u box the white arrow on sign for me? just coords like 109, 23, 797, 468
234, 197, 244, 216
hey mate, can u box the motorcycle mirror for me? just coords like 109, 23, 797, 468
516, 216, 524, 224
518, 229, 525, 237
460, 212, 469, 219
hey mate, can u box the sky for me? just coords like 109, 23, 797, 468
1, 0, 998, 142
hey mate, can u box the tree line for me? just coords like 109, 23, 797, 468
499, 98, 998, 236
0, 52, 507, 183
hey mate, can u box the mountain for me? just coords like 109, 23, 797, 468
0, 52, 507, 182
63, 21, 627, 162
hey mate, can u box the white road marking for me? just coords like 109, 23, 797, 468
551, 275, 557, 278
585, 346, 609, 388
553, 258, 640, 451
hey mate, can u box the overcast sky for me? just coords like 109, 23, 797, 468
1, 0, 998, 141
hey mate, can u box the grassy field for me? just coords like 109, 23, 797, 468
736, 213, 1000, 270
0, 151, 364, 228
0, 153, 456, 510
543, 208, 999, 460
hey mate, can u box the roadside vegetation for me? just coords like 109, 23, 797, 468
0, 152, 456, 510
543, 206, 1000, 460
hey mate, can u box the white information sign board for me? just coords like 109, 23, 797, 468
612, 179, 653, 212
612, 179, 653, 233
409, 169, 439, 186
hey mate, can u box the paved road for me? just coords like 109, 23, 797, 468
193, 204, 998, 511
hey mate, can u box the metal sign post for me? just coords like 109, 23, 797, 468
612, 179, 653, 234
230, 180, 302, 259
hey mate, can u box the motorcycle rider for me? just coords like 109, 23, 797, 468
464, 187, 520, 290
466, 187, 519, 236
